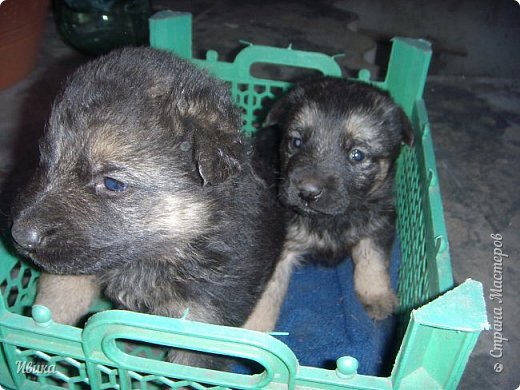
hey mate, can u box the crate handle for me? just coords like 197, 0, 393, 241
230, 44, 343, 81
150, 11, 342, 84
82, 309, 298, 389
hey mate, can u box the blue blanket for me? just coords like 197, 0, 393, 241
272, 238, 400, 376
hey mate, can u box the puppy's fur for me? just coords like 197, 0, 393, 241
261, 77, 413, 320
10, 48, 285, 367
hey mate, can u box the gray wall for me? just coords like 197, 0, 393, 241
334, 0, 520, 77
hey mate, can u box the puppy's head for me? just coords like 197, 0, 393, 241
10, 48, 244, 274
267, 77, 413, 216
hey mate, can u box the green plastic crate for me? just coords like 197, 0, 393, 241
0, 11, 489, 390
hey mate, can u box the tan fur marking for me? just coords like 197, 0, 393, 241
344, 112, 368, 138
295, 103, 320, 128
35, 273, 100, 325
243, 248, 301, 332
185, 105, 220, 125
87, 127, 134, 162
369, 158, 391, 194
155, 194, 212, 239
343, 112, 383, 142
285, 218, 341, 255
351, 237, 397, 319
377, 159, 390, 181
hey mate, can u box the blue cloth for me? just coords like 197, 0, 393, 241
272, 237, 400, 375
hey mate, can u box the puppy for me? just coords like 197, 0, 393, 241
10, 47, 285, 368
259, 77, 413, 321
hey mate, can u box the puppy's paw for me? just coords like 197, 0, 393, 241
360, 290, 398, 320
35, 274, 100, 325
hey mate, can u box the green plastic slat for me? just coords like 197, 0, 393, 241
414, 100, 453, 295
383, 38, 432, 118
149, 10, 192, 59
82, 310, 298, 389
392, 280, 490, 390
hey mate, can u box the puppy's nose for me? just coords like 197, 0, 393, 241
11, 223, 45, 251
297, 180, 323, 202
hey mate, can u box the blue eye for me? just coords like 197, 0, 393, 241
291, 136, 303, 149
104, 177, 128, 192
349, 149, 365, 162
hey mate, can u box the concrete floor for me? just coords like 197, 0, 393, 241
0, 1, 518, 389
426, 77, 519, 390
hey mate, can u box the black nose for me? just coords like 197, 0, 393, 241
11, 222, 45, 251
297, 180, 323, 202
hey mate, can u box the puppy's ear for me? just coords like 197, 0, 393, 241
263, 87, 303, 127
157, 81, 245, 186
264, 96, 289, 127
192, 129, 244, 186
399, 108, 414, 146
183, 95, 244, 186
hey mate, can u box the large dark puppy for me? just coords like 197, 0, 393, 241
261, 77, 412, 320
10, 47, 285, 367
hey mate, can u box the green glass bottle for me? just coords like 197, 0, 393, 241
53, 0, 151, 55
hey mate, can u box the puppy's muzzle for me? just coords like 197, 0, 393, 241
11, 219, 53, 252
296, 179, 323, 203
285, 169, 349, 215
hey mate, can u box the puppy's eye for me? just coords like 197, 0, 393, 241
349, 149, 365, 162
290, 136, 303, 149
103, 177, 128, 192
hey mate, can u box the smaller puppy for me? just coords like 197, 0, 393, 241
261, 77, 413, 321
